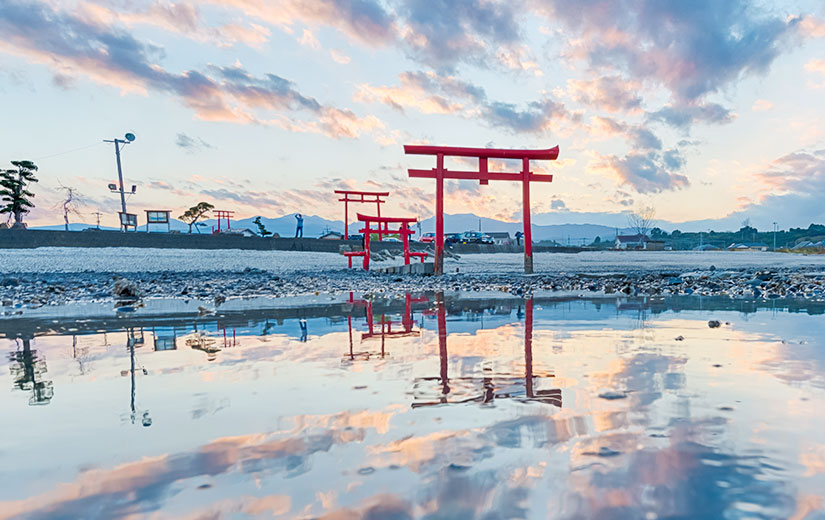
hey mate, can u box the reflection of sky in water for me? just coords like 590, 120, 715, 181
1, 296, 825, 519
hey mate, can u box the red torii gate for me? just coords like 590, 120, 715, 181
403, 145, 559, 274
342, 213, 427, 270
212, 210, 234, 234
335, 190, 389, 240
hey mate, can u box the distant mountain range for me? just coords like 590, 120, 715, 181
31, 213, 632, 243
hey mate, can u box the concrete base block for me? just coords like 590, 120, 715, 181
374, 262, 435, 275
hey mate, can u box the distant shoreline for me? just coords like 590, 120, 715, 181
0, 228, 581, 254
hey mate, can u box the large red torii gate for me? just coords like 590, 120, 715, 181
403, 145, 559, 274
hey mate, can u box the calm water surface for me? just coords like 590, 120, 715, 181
1, 295, 825, 519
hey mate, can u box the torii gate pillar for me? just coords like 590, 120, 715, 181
404, 145, 559, 275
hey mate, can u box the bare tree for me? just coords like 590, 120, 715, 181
628, 206, 656, 237
56, 184, 83, 231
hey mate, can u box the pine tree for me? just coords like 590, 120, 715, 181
253, 216, 272, 237
179, 202, 214, 233
0, 160, 39, 229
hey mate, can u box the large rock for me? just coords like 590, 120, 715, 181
112, 278, 141, 299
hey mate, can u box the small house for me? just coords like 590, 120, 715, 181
615, 234, 651, 250
319, 231, 345, 240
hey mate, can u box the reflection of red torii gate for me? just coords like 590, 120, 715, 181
403, 145, 559, 274
335, 190, 389, 240
345, 293, 427, 360
413, 296, 561, 408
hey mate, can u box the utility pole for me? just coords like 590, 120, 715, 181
92, 212, 102, 229
104, 133, 136, 231
773, 222, 778, 251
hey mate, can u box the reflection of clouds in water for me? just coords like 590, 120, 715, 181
590, 353, 688, 408
760, 343, 825, 390
800, 443, 825, 477
559, 431, 797, 519
2, 298, 825, 519
0, 407, 402, 519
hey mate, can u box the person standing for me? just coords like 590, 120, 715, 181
295, 213, 304, 238
515, 231, 523, 246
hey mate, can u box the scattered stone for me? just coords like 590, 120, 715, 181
197, 306, 215, 316
708, 320, 722, 328
675, 335, 684, 341
2, 265, 825, 307
598, 391, 628, 400
583, 447, 622, 458
112, 278, 140, 299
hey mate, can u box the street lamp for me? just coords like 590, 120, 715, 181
104, 132, 136, 231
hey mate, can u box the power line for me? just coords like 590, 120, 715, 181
32, 141, 105, 161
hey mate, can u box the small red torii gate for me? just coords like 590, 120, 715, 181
335, 190, 389, 240
342, 213, 427, 270
212, 210, 234, 234
403, 145, 559, 274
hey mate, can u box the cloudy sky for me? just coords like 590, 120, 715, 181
2, 0, 825, 230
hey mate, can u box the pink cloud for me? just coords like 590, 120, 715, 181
0, 1, 385, 140
76, 0, 271, 48
205, 0, 396, 47
567, 76, 643, 113
752, 99, 774, 111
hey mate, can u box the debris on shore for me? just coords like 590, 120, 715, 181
0, 266, 824, 307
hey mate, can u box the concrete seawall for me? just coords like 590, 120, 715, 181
0, 229, 583, 254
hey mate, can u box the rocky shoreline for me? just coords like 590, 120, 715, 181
2, 265, 824, 309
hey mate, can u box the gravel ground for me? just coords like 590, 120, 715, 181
3, 247, 825, 274
1, 248, 825, 308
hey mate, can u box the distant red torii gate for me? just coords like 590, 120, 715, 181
403, 145, 559, 274
335, 190, 389, 240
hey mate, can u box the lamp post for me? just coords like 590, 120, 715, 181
104, 132, 136, 230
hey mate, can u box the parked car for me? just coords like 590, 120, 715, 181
347, 234, 364, 241
420, 232, 436, 243
459, 231, 494, 244
445, 233, 461, 245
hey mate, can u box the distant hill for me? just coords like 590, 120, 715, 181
30, 213, 627, 242
418, 214, 630, 243
214, 214, 343, 238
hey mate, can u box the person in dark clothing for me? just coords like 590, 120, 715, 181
515, 231, 523, 246
295, 213, 304, 238
299, 319, 307, 342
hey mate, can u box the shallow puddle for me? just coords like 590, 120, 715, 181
1, 295, 824, 519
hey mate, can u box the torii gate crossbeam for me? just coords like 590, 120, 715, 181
404, 145, 559, 274
335, 190, 389, 240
